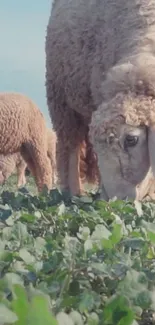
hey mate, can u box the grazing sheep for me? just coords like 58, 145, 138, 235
0, 92, 52, 192
45, 0, 155, 200
0, 127, 58, 189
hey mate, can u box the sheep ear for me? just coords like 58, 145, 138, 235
148, 127, 155, 176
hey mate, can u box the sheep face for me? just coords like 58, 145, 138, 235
91, 123, 151, 200
89, 93, 155, 201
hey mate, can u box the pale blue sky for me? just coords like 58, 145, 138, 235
0, 0, 52, 126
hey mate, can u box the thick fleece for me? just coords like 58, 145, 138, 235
45, 0, 155, 199
0, 92, 52, 192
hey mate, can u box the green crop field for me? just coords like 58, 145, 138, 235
0, 175, 155, 325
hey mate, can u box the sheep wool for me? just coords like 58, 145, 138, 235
0, 92, 52, 192
45, 0, 155, 200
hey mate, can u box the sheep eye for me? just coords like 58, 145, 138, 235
124, 134, 138, 148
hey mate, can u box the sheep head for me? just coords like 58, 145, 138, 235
89, 92, 155, 201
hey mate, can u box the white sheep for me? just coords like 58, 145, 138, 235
0, 127, 58, 188
45, 0, 155, 200
0, 92, 52, 192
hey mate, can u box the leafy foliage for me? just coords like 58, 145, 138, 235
0, 176, 155, 324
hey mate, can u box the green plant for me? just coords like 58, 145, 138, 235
0, 176, 155, 324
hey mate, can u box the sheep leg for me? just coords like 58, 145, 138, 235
68, 144, 83, 196
23, 151, 52, 192
20, 150, 37, 179
17, 162, 27, 188
20, 150, 43, 191
47, 148, 57, 186
52, 163, 57, 185
67, 125, 90, 196
47, 95, 86, 194
57, 136, 86, 195
16, 159, 27, 187
28, 141, 53, 192
17, 171, 26, 188
21, 138, 53, 192
33, 152, 52, 192
56, 138, 69, 191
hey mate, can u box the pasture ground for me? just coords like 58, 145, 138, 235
0, 174, 155, 324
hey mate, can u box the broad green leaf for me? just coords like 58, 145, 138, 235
103, 295, 134, 325
0, 303, 18, 324
11, 284, 29, 325
57, 203, 66, 216
142, 220, 155, 233
5, 216, 14, 226
147, 231, 155, 244
0, 250, 13, 262
117, 309, 135, 325
78, 227, 90, 241
91, 262, 109, 274
135, 290, 151, 309
20, 213, 35, 223
4, 273, 23, 289
34, 211, 42, 219
101, 238, 113, 249
110, 224, 122, 245
19, 249, 35, 265
122, 238, 145, 250
79, 292, 95, 313
15, 222, 28, 241
84, 239, 93, 252
56, 312, 73, 325
69, 310, 84, 325
28, 294, 58, 325
34, 237, 46, 255
13, 261, 28, 273
87, 312, 99, 325
91, 225, 111, 240
132, 306, 142, 317
2, 226, 12, 240
69, 280, 80, 296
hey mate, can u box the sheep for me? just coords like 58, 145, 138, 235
0, 92, 52, 192
45, 0, 155, 200
0, 127, 58, 189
